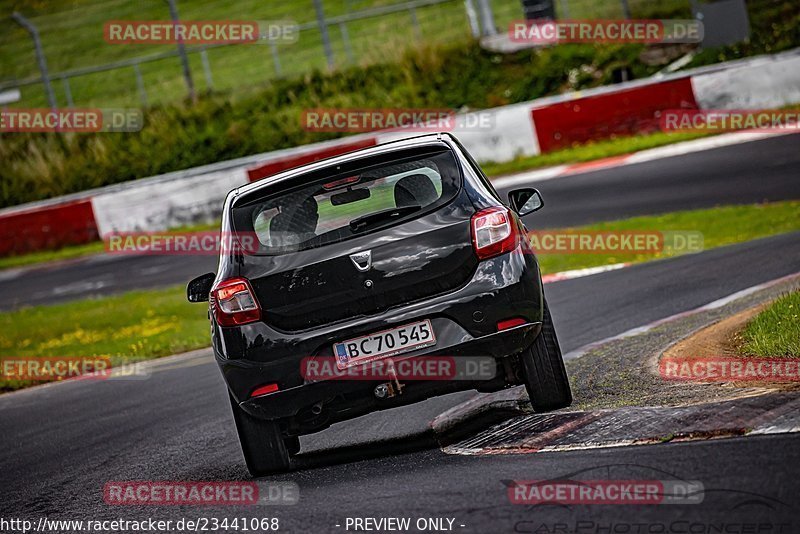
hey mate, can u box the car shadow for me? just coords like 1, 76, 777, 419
289, 430, 440, 471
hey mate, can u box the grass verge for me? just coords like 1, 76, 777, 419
535, 201, 800, 274
738, 290, 800, 357
0, 221, 220, 271
0, 241, 107, 271
0, 285, 209, 392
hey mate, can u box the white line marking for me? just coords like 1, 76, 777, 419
563, 270, 800, 361
490, 128, 800, 186
542, 263, 629, 284
625, 129, 798, 165
492, 165, 569, 188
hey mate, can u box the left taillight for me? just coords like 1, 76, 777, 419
471, 206, 521, 260
211, 277, 261, 326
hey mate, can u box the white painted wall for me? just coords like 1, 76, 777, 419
91, 168, 248, 235
692, 54, 800, 109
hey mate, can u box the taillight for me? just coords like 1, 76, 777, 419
471, 206, 520, 260
497, 317, 528, 331
250, 383, 279, 398
211, 277, 261, 326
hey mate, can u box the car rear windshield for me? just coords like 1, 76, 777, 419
231, 147, 461, 255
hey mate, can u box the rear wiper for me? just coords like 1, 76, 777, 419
349, 205, 421, 232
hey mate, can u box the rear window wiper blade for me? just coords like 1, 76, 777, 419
349, 205, 421, 233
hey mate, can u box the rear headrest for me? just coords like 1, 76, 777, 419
269, 194, 319, 246
394, 173, 438, 208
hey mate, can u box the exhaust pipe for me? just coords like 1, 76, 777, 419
310, 402, 323, 415
374, 380, 405, 399
374, 383, 389, 399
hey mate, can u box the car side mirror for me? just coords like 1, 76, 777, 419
508, 188, 544, 216
187, 273, 215, 302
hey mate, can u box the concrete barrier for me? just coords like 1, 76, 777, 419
691, 54, 800, 109
530, 78, 698, 152
0, 200, 98, 256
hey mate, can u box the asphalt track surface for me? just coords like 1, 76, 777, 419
1, 134, 799, 531
0, 133, 798, 311
3, 234, 800, 529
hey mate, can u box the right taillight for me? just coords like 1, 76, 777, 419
471, 206, 520, 260
211, 277, 261, 326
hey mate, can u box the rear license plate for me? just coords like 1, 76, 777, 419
334, 319, 436, 369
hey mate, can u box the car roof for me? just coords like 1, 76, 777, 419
234, 133, 456, 199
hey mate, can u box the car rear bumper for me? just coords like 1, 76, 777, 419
238, 321, 540, 423
215, 247, 544, 427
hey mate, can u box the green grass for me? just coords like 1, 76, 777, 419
0, 0, 530, 108
0, 220, 220, 270
0, 240, 106, 270
0, 285, 209, 391
534, 201, 800, 274
1, 0, 791, 109
739, 290, 800, 357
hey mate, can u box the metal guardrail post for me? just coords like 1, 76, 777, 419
409, 7, 422, 40
166, 0, 196, 102
269, 42, 283, 77
61, 76, 74, 107
134, 63, 148, 107
313, 0, 336, 68
11, 12, 57, 110
464, 0, 481, 38
200, 48, 214, 90
621, 0, 632, 19
476, 0, 497, 36
339, 22, 355, 63
559, 0, 570, 19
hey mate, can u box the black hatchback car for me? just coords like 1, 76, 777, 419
188, 133, 571, 475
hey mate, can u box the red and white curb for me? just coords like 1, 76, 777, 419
442, 394, 800, 456
541, 263, 630, 285
440, 270, 800, 456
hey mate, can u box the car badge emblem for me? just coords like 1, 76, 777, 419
349, 250, 372, 272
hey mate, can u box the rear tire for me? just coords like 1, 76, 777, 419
519, 299, 572, 412
229, 395, 291, 477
